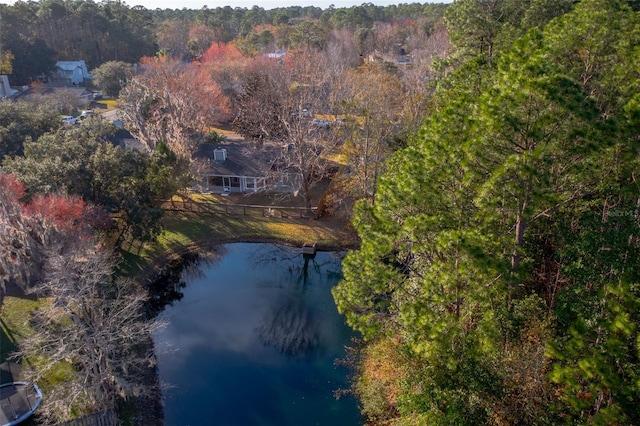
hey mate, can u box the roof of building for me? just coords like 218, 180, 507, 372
265, 49, 286, 59
195, 140, 281, 177
55, 60, 88, 71
14, 83, 94, 100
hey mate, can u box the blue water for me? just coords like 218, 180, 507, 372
153, 243, 361, 426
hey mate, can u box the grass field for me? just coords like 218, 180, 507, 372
119, 191, 357, 279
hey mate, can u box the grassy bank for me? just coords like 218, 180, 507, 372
2, 191, 356, 363
0, 190, 356, 425
119, 191, 357, 280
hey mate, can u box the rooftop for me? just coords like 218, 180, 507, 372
195, 140, 281, 177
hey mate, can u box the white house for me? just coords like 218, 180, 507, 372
55, 60, 92, 85
265, 49, 286, 59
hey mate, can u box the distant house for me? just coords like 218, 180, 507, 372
366, 50, 412, 66
195, 141, 297, 194
55, 60, 92, 85
265, 49, 286, 59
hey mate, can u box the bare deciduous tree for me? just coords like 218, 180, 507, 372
119, 56, 232, 159
324, 29, 362, 74
0, 174, 44, 299
234, 52, 342, 211
24, 87, 87, 116
0, 176, 160, 424
331, 63, 405, 206
16, 238, 160, 425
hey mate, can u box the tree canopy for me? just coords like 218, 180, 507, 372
0, 1, 448, 84
4, 0, 640, 424
2, 119, 172, 249
333, 1, 640, 423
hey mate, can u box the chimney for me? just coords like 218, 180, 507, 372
213, 148, 227, 161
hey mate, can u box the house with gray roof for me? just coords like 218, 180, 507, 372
195, 141, 298, 194
55, 60, 92, 85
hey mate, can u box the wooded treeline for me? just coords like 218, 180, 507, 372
2, 0, 640, 424
333, 0, 640, 424
0, 0, 447, 84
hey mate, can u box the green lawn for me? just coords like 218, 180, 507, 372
0, 296, 42, 363
0, 295, 74, 389
119, 204, 357, 279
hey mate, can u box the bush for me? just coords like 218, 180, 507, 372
206, 130, 227, 144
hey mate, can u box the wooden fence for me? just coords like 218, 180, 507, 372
163, 199, 317, 219
58, 409, 118, 426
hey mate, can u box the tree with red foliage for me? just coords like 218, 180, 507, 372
0, 171, 25, 199
0, 173, 110, 297
201, 42, 249, 116
201, 42, 244, 63
26, 195, 90, 234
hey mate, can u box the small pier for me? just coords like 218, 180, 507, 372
302, 242, 317, 255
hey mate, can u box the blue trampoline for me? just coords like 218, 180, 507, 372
0, 363, 42, 426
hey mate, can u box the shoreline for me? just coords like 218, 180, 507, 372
135, 236, 358, 288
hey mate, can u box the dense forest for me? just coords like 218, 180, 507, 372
0, 0, 447, 84
1, 0, 639, 424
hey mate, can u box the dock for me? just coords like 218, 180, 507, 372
302, 242, 317, 255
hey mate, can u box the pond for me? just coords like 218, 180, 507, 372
152, 243, 361, 426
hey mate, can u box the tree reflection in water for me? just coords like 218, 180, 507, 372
150, 244, 343, 357
256, 294, 318, 356
251, 246, 344, 356
146, 247, 226, 316
154, 244, 361, 426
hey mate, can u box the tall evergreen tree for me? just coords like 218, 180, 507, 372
334, 1, 640, 423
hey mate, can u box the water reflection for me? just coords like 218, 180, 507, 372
256, 292, 318, 356
249, 245, 343, 287
250, 247, 340, 356
146, 247, 226, 315
153, 243, 360, 426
